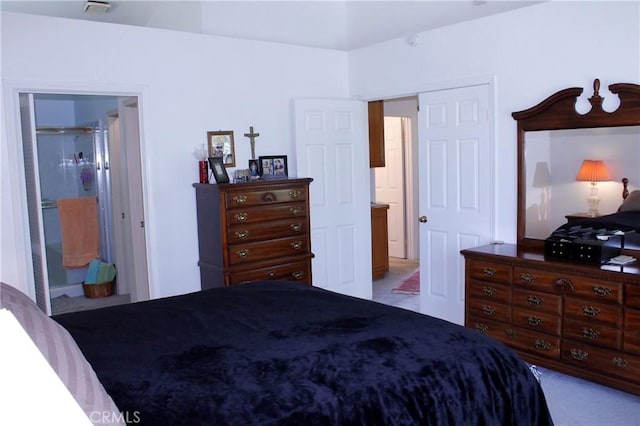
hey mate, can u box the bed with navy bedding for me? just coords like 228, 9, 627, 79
53, 280, 553, 425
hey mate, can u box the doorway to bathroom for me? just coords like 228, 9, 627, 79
18, 92, 149, 315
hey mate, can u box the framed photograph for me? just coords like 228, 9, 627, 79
259, 155, 288, 179
207, 130, 235, 167
208, 157, 230, 184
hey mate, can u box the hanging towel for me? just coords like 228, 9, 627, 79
57, 196, 99, 268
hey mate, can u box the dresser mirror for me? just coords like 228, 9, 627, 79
513, 79, 640, 250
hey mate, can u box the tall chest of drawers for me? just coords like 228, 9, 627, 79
462, 243, 640, 396
194, 178, 313, 289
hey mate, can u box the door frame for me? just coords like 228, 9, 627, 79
2, 79, 153, 307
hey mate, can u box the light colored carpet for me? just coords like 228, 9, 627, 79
51, 294, 131, 315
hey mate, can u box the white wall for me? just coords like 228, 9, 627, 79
1, 12, 349, 299
348, 1, 640, 244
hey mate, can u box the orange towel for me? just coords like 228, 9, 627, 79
57, 196, 99, 268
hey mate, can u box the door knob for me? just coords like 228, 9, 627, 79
419, 216, 428, 223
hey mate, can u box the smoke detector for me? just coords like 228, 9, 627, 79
84, 1, 111, 14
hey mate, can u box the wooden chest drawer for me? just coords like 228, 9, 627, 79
625, 309, 640, 353
468, 260, 511, 285
468, 300, 510, 323
467, 317, 511, 345
468, 280, 510, 304
564, 298, 621, 327
228, 259, 311, 285
563, 318, 622, 348
227, 202, 306, 225
562, 341, 640, 381
512, 310, 560, 335
512, 288, 561, 315
227, 218, 307, 244
228, 236, 310, 265
501, 325, 560, 359
225, 187, 306, 208
627, 284, 640, 309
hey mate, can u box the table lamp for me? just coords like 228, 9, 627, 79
575, 159, 611, 217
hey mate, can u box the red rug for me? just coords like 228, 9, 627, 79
392, 268, 420, 294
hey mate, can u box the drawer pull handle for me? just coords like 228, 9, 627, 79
290, 241, 304, 250
233, 195, 247, 204
234, 212, 248, 222
505, 329, 516, 338
291, 271, 304, 280
289, 207, 302, 216
570, 348, 589, 361
289, 190, 301, 199
592, 285, 612, 297
236, 249, 250, 258
553, 278, 575, 292
474, 323, 488, 333
612, 356, 628, 368
481, 267, 496, 277
527, 316, 543, 327
534, 339, 551, 351
527, 295, 544, 305
481, 305, 496, 316
267, 271, 276, 278
519, 273, 536, 284
290, 223, 303, 232
581, 306, 600, 318
581, 327, 600, 340
262, 192, 276, 202
482, 286, 496, 296
235, 230, 249, 239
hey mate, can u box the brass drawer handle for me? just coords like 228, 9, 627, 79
519, 273, 536, 284
234, 212, 248, 222
481, 267, 496, 277
236, 249, 250, 258
527, 316, 543, 327
505, 329, 516, 338
290, 241, 304, 250
481, 305, 496, 316
570, 348, 589, 361
592, 285, 612, 297
267, 271, 276, 278
235, 230, 249, 239
289, 207, 302, 216
534, 339, 551, 351
581, 327, 600, 340
291, 271, 304, 280
482, 286, 496, 296
233, 195, 247, 204
290, 223, 302, 232
582, 306, 600, 318
288, 190, 301, 199
612, 356, 628, 368
527, 295, 544, 305
474, 323, 488, 333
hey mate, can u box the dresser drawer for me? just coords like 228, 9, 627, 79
512, 289, 561, 315
501, 325, 560, 359
563, 318, 622, 348
562, 341, 640, 381
228, 237, 310, 265
467, 317, 512, 346
228, 259, 311, 285
627, 284, 640, 309
563, 298, 621, 327
227, 218, 307, 244
625, 309, 640, 353
225, 187, 306, 208
468, 300, 510, 322
227, 202, 307, 224
468, 280, 510, 304
512, 310, 560, 335
468, 260, 511, 285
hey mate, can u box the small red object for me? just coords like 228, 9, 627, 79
199, 160, 209, 184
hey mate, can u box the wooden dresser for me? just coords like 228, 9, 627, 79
462, 243, 640, 395
193, 178, 313, 289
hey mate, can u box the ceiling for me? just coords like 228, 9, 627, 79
0, 0, 543, 50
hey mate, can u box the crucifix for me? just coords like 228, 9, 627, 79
244, 126, 260, 159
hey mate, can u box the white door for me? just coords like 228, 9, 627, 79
294, 99, 372, 299
418, 84, 493, 325
375, 117, 406, 258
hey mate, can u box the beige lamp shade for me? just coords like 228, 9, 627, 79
575, 160, 611, 183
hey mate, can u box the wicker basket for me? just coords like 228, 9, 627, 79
82, 280, 115, 298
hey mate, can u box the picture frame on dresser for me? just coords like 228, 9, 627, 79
259, 155, 288, 179
207, 130, 235, 167
208, 156, 230, 184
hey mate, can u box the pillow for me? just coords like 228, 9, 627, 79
618, 190, 640, 212
0, 282, 124, 425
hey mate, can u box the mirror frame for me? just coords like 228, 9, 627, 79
512, 79, 640, 251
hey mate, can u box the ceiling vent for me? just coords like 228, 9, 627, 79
84, 1, 111, 14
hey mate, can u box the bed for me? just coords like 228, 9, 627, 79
2, 280, 553, 425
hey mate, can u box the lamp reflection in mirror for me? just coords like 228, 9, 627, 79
575, 159, 611, 217
532, 162, 551, 221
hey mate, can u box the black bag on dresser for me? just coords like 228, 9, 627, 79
544, 226, 622, 264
